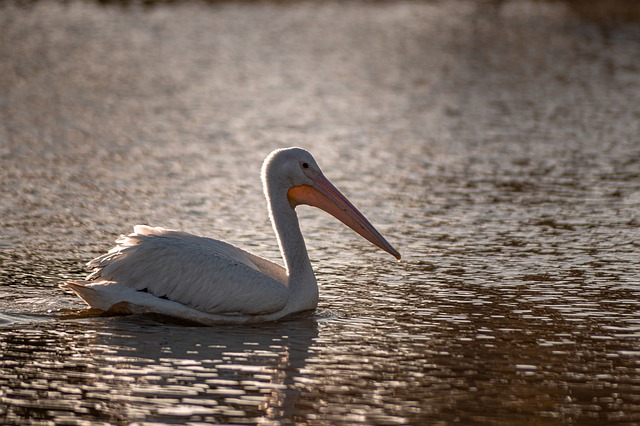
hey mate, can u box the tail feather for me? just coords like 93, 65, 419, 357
60, 281, 114, 311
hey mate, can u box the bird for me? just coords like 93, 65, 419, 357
62, 147, 400, 325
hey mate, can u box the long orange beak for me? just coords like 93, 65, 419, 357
288, 172, 401, 260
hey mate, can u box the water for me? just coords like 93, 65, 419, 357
1, 0, 640, 423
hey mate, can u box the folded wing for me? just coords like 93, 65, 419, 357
85, 225, 289, 315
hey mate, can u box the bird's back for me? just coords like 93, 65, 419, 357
82, 225, 289, 315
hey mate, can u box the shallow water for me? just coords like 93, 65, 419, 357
2, 0, 640, 424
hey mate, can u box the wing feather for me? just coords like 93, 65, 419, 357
86, 226, 289, 315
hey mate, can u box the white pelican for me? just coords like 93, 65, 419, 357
62, 147, 400, 324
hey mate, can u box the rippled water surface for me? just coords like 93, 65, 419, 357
2, 0, 640, 423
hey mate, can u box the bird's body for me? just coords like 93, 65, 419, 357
63, 147, 399, 325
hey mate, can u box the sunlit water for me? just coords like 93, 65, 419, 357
2, 0, 640, 424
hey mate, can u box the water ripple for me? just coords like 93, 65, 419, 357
2, 0, 640, 423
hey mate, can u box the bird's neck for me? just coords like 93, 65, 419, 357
265, 183, 318, 309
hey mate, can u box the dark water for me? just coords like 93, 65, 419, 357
2, 0, 640, 424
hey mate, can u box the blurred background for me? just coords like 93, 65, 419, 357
1, 0, 640, 424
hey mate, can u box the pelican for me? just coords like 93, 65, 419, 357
62, 147, 400, 325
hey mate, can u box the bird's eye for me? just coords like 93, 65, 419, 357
302, 162, 309, 169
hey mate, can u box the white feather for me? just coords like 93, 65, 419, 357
61, 147, 399, 325
79, 226, 289, 315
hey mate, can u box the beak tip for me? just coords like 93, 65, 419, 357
390, 249, 401, 261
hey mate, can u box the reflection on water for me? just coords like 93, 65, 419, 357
2, 0, 640, 423
0, 317, 318, 424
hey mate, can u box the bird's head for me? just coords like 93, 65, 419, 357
262, 147, 401, 260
